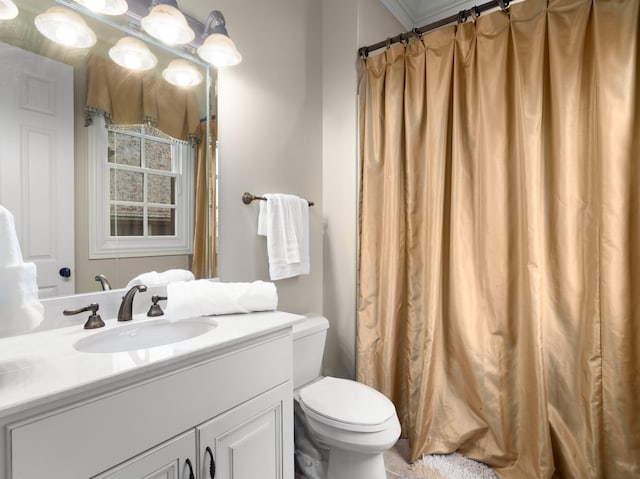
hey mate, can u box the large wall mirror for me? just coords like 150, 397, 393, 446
0, 0, 216, 298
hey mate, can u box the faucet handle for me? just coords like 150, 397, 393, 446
147, 295, 168, 317
64, 303, 105, 329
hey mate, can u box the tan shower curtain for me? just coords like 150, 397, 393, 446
192, 120, 217, 278
357, 0, 640, 477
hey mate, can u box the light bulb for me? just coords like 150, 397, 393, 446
55, 24, 78, 46
123, 52, 142, 70
162, 59, 203, 87
109, 36, 157, 71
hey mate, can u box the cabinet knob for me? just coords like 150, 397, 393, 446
205, 447, 216, 478
59, 267, 71, 278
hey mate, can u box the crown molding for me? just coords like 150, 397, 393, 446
377, 0, 414, 29
379, 0, 479, 29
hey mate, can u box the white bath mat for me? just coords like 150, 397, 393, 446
402, 452, 499, 479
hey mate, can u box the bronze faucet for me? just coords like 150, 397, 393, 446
117, 284, 147, 321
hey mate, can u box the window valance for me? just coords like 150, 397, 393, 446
85, 55, 200, 143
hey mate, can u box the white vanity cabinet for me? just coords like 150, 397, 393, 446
198, 382, 291, 479
2, 326, 294, 479
95, 431, 197, 479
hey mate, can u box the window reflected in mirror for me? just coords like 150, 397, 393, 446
107, 125, 183, 240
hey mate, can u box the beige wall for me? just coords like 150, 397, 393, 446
198, 0, 399, 378
192, 0, 324, 315
321, 0, 402, 378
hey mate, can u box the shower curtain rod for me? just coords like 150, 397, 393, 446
358, 0, 511, 58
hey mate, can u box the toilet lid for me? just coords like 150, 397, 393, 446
299, 377, 396, 429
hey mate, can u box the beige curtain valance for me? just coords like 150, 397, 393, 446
85, 55, 200, 143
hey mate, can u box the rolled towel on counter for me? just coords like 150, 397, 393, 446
126, 269, 195, 289
164, 280, 278, 322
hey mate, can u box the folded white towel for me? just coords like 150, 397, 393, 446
164, 280, 278, 322
258, 194, 310, 280
126, 269, 195, 289
0, 263, 44, 336
0, 205, 24, 268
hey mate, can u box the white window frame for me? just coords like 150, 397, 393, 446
88, 114, 194, 259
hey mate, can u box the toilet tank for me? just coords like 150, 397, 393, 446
292, 314, 329, 389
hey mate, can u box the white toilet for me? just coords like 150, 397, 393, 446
292, 315, 401, 479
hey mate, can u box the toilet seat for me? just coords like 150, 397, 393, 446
299, 377, 396, 433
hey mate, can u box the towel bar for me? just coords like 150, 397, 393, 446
242, 192, 315, 207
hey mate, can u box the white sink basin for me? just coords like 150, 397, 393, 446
74, 319, 217, 353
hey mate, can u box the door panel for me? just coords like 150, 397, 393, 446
0, 42, 74, 297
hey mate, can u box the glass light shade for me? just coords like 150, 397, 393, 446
74, 0, 105, 13
101, 0, 128, 16
0, 0, 18, 20
35, 7, 97, 48
141, 4, 194, 46
162, 59, 203, 87
74, 0, 128, 15
197, 33, 242, 68
109, 36, 157, 71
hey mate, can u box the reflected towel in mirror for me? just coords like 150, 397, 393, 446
126, 269, 195, 289
0, 205, 44, 337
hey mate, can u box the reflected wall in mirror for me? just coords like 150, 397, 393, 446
0, 0, 217, 298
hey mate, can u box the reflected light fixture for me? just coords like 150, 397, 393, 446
35, 6, 97, 48
162, 58, 203, 87
197, 10, 242, 68
109, 36, 157, 71
141, 1, 194, 46
73, 0, 128, 15
0, 0, 18, 20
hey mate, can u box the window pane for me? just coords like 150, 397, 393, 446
148, 207, 175, 236
111, 205, 143, 236
108, 132, 141, 167
110, 169, 144, 202
145, 140, 172, 171
147, 174, 175, 205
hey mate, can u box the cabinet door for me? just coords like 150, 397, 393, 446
93, 430, 197, 479
198, 382, 293, 479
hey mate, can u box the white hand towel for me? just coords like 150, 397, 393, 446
0, 206, 43, 337
0, 263, 44, 336
258, 194, 310, 280
0, 205, 24, 267
126, 269, 195, 289
164, 280, 278, 322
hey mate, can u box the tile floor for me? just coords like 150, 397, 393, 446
385, 439, 413, 478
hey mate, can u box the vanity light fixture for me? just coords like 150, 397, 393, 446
0, 0, 18, 20
162, 58, 203, 87
109, 36, 157, 71
197, 10, 242, 68
35, 6, 97, 48
140, 1, 194, 46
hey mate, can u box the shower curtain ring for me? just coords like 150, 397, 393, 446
498, 0, 510, 13
385, 38, 392, 49
470, 6, 480, 22
457, 9, 468, 24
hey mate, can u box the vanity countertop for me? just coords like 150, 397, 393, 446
0, 311, 303, 418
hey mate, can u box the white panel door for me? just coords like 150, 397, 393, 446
0, 42, 74, 297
